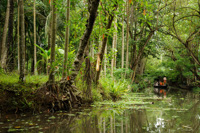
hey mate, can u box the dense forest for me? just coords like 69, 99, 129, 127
0, 0, 200, 112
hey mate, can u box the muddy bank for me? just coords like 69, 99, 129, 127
0, 81, 84, 113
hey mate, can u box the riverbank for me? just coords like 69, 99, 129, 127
0, 74, 132, 113
1, 73, 198, 114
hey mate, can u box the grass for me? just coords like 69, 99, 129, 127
0, 72, 49, 85
0, 73, 19, 84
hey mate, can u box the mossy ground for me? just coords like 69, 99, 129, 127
0, 73, 50, 113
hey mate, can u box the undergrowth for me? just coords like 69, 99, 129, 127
99, 77, 131, 100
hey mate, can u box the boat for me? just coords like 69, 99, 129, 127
154, 85, 168, 89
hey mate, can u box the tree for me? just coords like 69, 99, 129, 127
128, 0, 165, 82
49, 0, 57, 83
19, 0, 26, 82
160, 0, 200, 66
125, 0, 129, 74
33, 0, 37, 75
158, 0, 200, 82
95, 1, 118, 83
1, 0, 10, 69
69, 0, 100, 83
62, 0, 70, 79
17, 0, 20, 72
111, 17, 117, 77
121, 5, 125, 76
7, 0, 14, 71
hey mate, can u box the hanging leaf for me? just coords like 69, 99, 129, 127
103, 34, 104, 39
49, 0, 51, 4
129, 0, 132, 4
96, 54, 100, 71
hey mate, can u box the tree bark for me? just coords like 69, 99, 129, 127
125, 0, 130, 74
114, 18, 117, 68
111, 31, 114, 77
90, 40, 94, 59
104, 43, 107, 76
62, 0, 70, 79
121, 6, 125, 77
1, 0, 10, 69
83, 44, 92, 99
111, 17, 117, 77
49, 0, 57, 83
17, 0, 20, 72
7, 0, 14, 71
19, 0, 25, 82
136, 57, 147, 75
33, 0, 37, 75
69, 0, 100, 83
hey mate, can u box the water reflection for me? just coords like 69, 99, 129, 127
0, 92, 200, 133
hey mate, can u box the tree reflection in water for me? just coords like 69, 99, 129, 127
0, 92, 200, 133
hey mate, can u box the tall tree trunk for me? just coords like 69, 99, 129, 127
121, 116, 123, 133
110, 116, 113, 133
129, 2, 137, 70
114, 18, 117, 68
125, 0, 130, 74
33, 0, 37, 75
111, 17, 117, 77
49, 0, 57, 83
111, 34, 114, 77
104, 43, 107, 76
90, 40, 94, 59
7, 0, 14, 71
18, 0, 20, 72
69, 0, 100, 83
62, 0, 70, 79
121, 6, 124, 76
47, 32, 51, 75
95, 3, 118, 83
19, 0, 25, 82
83, 44, 92, 99
1, 0, 10, 69
136, 57, 147, 75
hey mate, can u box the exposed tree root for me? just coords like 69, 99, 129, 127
34, 80, 82, 112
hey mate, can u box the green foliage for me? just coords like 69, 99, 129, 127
112, 68, 133, 79
131, 83, 139, 92
99, 76, 130, 100
25, 74, 48, 84
192, 87, 200, 93
92, 87, 103, 101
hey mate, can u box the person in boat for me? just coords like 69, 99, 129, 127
163, 77, 167, 86
154, 76, 168, 88
156, 77, 167, 97
157, 76, 167, 87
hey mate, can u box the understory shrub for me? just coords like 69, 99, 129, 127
99, 76, 131, 100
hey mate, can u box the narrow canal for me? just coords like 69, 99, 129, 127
0, 90, 200, 133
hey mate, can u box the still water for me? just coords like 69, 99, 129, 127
0, 91, 200, 133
